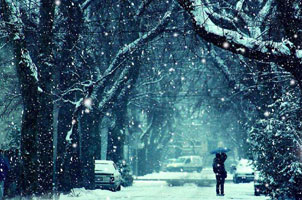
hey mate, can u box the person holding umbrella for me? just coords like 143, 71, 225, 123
211, 147, 230, 196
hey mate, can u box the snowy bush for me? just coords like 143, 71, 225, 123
249, 93, 302, 199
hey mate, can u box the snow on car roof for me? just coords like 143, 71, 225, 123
95, 160, 114, 164
95, 160, 116, 172
236, 159, 254, 173
238, 159, 251, 164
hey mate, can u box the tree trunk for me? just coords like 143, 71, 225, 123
145, 145, 161, 174
55, 1, 83, 192
34, 0, 56, 195
80, 112, 101, 189
1, 0, 40, 195
107, 105, 127, 163
138, 148, 147, 176
19, 70, 39, 196
56, 104, 77, 192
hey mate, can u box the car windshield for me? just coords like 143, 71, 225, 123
95, 163, 115, 172
165, 159, 176, 164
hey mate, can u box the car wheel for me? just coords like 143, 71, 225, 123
254, 190, 260, 196
116, 185, 121, 191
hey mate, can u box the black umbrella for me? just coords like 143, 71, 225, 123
210, 147, 231, 154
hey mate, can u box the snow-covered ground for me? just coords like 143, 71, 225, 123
60, 181, 269, 200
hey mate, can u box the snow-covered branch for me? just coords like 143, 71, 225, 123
91, 3, 176, 104
1, 0, 39, 84
66, 3, 174, 142
65, 98, 83, 142
80, 0, 94, 11
137, 75, 168, 88
178, 0, 302, 66
135, 0, 153, 19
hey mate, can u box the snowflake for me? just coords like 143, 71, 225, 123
223, 42, 230, 49
290, 79, 296, 86
55, 0, 61, 6
169, 68, 175, 72
264, 111, 270, 117
84, 98, 92, 108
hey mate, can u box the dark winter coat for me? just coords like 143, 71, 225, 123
0, 156, 10, 181
213, 157, 227, 178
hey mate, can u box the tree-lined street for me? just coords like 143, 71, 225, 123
1, 0, 302, 199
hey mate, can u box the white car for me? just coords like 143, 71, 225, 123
166, 156, 203, 172
94, 160, 122, 191
233, 159, 255, 183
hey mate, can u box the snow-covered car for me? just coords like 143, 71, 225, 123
233, 159, 254, 183
254, 171, 270, 196
94, 160, 122, 191
166, 156, 203, 172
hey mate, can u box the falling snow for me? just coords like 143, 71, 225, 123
0, 0, 302, 199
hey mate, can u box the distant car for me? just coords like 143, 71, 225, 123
254, 171, 270, 196
233, 159, 254, 183
166, 156, 203, 172
94, 160, 122, 191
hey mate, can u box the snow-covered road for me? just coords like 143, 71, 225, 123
60, 181, 269, 200
137, 168, 233, 181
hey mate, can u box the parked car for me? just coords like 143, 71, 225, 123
233, 159, 254, 183
94, 160, 122, 191
254, 171, 270, 196
166, 156, 203, 172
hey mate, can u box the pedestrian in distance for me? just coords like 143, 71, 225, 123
0, 150, 10, 200
213, 153, 227, 196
